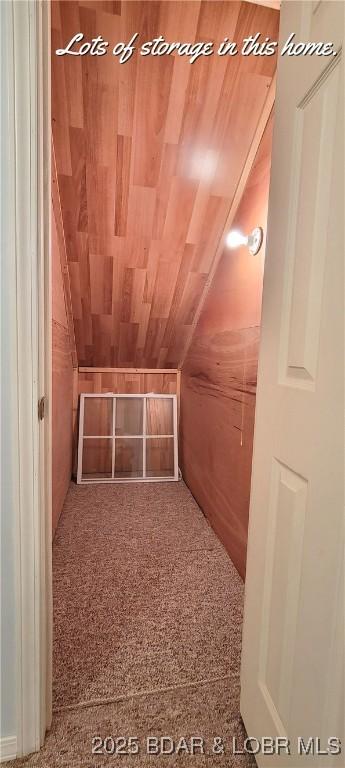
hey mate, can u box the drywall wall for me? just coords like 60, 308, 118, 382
52, 203, 74, 535
180, 115, 274, 579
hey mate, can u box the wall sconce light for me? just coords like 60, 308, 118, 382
226, 227, 264, 256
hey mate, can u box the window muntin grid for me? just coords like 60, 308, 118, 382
77, 393, 178, 484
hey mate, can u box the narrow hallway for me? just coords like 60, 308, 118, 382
9, 481, 254, 767
2, 0, 344, 763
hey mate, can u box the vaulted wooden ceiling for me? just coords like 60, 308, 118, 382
52, 0, 279, 368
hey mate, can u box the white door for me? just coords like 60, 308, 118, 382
241, 2, 344, 765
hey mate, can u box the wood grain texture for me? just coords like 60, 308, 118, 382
147, 438, 174, 477
79, 393, 175, 478
52, 0, 279, 368
243, 0, 280, 8
78, 369, 178, 396
52, 199, 74, 536
52, 138, 78, 368
180, 115, 274, 579
73, 367, 178, 474
179, 73, 275, 365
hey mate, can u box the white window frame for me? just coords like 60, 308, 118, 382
77, 393, 179, 484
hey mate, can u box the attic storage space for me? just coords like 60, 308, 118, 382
50, 1, 279, 762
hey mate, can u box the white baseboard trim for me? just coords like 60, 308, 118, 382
0, 736, 17, 763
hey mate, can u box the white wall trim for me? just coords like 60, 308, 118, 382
0, 737, 17, 763
3, 0, 51, 758
36, 0, 53, 741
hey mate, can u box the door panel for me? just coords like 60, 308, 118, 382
281, 57, 340, 387
241, 2, 344, 764
260, 461, 308, 735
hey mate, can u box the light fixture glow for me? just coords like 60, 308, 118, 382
226, 226, 263, 255
189, 149, 218, 181
226, 230, 248, 249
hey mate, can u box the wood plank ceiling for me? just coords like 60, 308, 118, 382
52, 0, 279, 368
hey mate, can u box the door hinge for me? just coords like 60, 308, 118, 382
38, 396, 46, 421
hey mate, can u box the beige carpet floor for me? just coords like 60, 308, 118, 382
6, 480, 255, 767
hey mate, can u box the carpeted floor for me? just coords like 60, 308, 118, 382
6, 480, 255, 767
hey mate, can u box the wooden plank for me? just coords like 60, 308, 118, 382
179, 73, 276, 368
52, 1, 279, 368
176, 369, 181, 426
74, 367, 180, 475
52, 321, 73, 535
52, 196, 75, 533
242, 0, 280, 9
180, 116, 274, 578
51, 136, 78, 368
79, 367, 179, 374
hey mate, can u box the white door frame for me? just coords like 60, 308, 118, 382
1, 0, 52, 759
